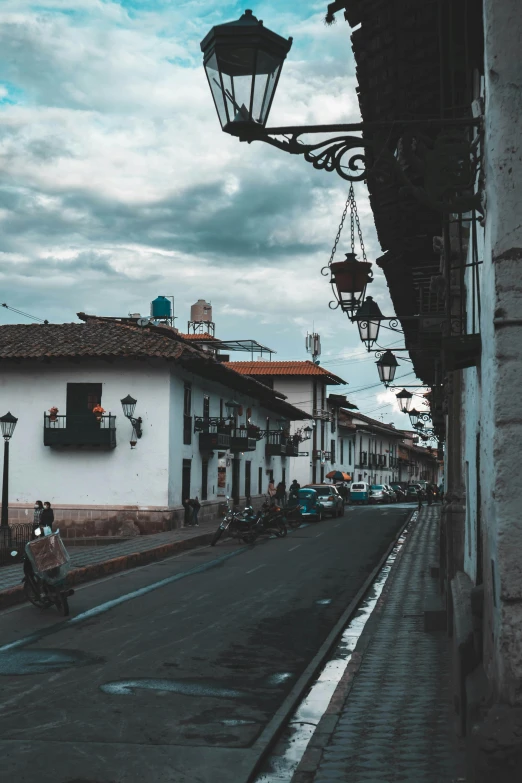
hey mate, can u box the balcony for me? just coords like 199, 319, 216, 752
194, 417, 231, 451
229, 428, 256, 453
265, 432, 287, 457
44, 414, 116, 449
313, 449, 331, 462
285, 439, 300, 457
356, 451, 368, 467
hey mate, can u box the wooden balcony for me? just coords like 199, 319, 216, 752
229, 429, 256, 452
265, 432, 287, 457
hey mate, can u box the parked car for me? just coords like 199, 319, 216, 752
297, 488, 324, 522
369, 484, 388, 504
383, 484, 398, 502
390, 483, 407, 501
350, 481, 370, 505
305, 485, 344, 518
406, 485, 422, 502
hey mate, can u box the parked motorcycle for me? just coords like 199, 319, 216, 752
210, 498, 258, 546
251, 502, 288, 538
12, 525, 74, 616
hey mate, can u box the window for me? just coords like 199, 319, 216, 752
183, 384, 192, 445
331, 439, 336, 464
203, 395, 210, 420
320, 465, 324, 482
321, 420, 325, 450
201, 459, 208, 501
219, 398, 224, 418
340, 438, 344, 464
331, 414, 336, 434
258, 466, 263, 494
349, 440, 352, 464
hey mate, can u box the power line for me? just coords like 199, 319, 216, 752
1, 303, 48, 324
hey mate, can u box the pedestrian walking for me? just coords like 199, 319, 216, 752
183, 498, 194, 527
41, 501, 54, 529
268, 479, 276, 505
438, 483, 444, 503
417, 488, 423, 511
427, 487, 433, 506
289, 479, 300, 505
190, 497, 201, 527
275, 481, 286, 506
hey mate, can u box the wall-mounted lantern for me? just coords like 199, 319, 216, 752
354, 296, 383, 350
120, 395, 143, 448
396, 389, 413, 413
376, 350, 399, 385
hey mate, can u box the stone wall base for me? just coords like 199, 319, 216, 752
7, 495, 264, 538
468, 704, 522, 783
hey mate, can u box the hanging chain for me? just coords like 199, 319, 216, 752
327, 183, 367, 267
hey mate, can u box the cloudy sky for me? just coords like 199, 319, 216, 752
0, 0, 420, 425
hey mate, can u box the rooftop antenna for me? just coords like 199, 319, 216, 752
306, 331, 321, 364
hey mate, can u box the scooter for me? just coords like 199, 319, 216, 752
12, 525, 74, 616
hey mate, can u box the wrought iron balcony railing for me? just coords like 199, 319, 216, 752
44, 414, 116, 449
265, 431, 287, 457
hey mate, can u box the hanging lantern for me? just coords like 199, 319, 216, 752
324, 184, 373, 318
354, 295, 383, 349
200, 10, 292, 135
396, 389, 413, 413
376, 350, 398, 385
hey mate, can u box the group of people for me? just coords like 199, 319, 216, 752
33, 500, 54, 534
183, 497, 201, 527
267, 479, 291, 505
417, 484, 444, 509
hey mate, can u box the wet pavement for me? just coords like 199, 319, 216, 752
283, 505, 466, 783
0, 505, 409, 783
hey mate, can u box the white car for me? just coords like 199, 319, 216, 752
305, 485, 344, 518
369, 484, 387, 504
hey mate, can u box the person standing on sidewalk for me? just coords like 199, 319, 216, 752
190, 497, 201, 527
32, 500, 44, 538
267, 479, 276, 505
183, 498, 194, 527
41, 501, 54, 529
417, 487, 423, 511
275, 481, 286, 506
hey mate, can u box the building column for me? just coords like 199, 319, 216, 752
468, 0, 522, 778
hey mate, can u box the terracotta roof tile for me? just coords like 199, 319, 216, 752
223, 361, 347, 385
179, 333, 217, 341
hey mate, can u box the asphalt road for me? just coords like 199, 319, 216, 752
0, 504, 411, 783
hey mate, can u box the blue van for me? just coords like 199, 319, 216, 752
350, 481, 370, 505
297, 488, 324, 522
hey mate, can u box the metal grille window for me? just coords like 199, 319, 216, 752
331, 439, 336, 464
340, 438, 344, 464
183, 385, 192, 445
201, 459, 208, 501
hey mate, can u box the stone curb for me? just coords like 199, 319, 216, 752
0, 531, 214, 611
290, 509, 420, 783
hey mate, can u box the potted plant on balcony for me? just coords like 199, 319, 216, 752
92, 404, 105, 422
48, 406, 59, 423
247, 423, 262, 440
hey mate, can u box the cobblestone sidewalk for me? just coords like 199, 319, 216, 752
0, 519, 216, 594
294, 506, 465, 783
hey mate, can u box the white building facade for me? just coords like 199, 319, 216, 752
0, 316, 308, 537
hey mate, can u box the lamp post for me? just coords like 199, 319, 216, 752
376, 350, 399, 385
120, 395, 143, 448
0, 412, 18, 550
396, 389, 413, 413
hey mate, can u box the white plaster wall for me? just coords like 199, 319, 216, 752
481, 0, 522, 701
351, 426, 400, 485
167, 369, 297, 506
0, 361, 170, 508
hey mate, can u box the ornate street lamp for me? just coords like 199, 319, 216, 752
376, 350, 399, 385
0, 412, 18, 546
396, 389, 413, 413
354, 296, 383, 349
408, 408, 420, 427
120, 395, 143, 445
200, 9, 293, 134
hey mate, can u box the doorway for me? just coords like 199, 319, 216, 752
232, 458, 241, 505
182, 459, 191, 504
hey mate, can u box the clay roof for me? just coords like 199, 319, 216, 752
223, 361, 347, 386
179, 333, 217, 341
0, 315, 310, 420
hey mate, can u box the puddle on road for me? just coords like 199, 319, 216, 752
100, 678, 248, 699
0, 648, 104, 676
254, 512, 417, 783
265, 673, 294, 687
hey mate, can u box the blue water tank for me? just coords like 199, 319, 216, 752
151, 296, 172, 319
